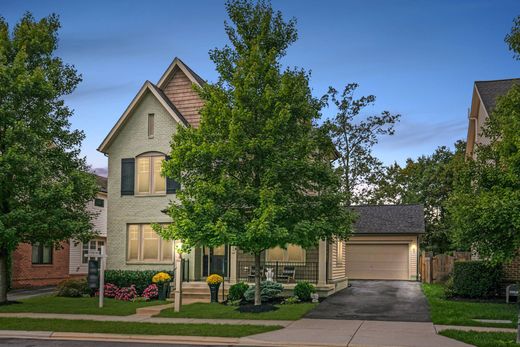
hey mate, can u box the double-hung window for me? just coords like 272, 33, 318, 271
127, 224, 173, 263
82, 240, 105, 264
136, 154, 166, 195
266, 244, 305, 263
32, 243, 53, 264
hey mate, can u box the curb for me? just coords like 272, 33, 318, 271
0, 330, 240, 345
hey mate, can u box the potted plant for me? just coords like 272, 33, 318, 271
206, 274, 224, 303
152, 272, 172, 300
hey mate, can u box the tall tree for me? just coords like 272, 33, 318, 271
448, 85, 520, 342
505, 14, 520, 60
373, 141, 466, 253
322, 84, 400, 205
159, 0, 353, 306
0, 14, 97, 303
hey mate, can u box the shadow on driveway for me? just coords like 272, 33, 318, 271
306, 280, 430, 322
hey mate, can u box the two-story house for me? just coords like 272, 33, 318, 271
465, 78, 520, 284
98, 57, 426, 299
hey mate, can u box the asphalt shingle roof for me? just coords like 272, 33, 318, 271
475, 78, 520, 114
351, 204, 425, 234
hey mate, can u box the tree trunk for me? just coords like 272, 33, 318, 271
0, 249, 8, 304
254, 252, 261, 306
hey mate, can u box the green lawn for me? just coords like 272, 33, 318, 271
157, 302, 317, 320
422, 284, 518, 328
440, 330, 519, 347
0, 317, 281, 337
0, 295, 168, 316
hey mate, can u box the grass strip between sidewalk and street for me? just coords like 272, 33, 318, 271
422, 283, 518, 328
0, 317, 282, 337
0, 296, 167, 316
156, 302, 317, 320
439, 329, 520, 347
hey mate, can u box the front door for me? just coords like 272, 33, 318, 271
202, 245, 229, 278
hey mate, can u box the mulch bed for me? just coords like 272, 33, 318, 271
236, 303, 279, 313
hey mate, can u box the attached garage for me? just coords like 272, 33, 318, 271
347, 205, 424, 281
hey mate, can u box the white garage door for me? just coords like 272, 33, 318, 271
346, 244, 409, 280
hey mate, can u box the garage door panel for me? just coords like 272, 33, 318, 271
346, 244, 408, 280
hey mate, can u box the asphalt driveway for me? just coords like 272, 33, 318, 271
306, 280, 430, 322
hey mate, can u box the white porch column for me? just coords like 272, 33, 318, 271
318, 239, 327, 286
230, 246, 238, 284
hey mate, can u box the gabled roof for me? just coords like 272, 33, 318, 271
157, 57, 206, 89
350, 204, 425, 234
475, 78, 520, 115
97, 81, 188, 153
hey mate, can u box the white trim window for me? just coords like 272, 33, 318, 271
266, 244, 306, 263
82, 239, 105, 264
136, 153, 166, 195
127, 224, 173, 263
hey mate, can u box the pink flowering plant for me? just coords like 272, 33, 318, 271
114, 285, 138, 301
142, 284, 159, 300
103, 283, 119, 298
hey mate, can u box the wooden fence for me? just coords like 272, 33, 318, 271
420, 251, 471, 283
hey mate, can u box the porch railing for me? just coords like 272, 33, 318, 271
237, 261, 318, 284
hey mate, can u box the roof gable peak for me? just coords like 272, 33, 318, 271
157, 57, 206, 90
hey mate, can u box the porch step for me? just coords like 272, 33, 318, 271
169, 282, 229, 302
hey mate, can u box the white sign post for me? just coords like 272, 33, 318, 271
87, 246, 107, 308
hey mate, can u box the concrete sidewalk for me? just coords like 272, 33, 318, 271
242, 319, 473, 347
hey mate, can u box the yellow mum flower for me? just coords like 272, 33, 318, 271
152, 272, 172, 284
206, 274, 223, 285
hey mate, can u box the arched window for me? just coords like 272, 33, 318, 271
136, 152, 166, 195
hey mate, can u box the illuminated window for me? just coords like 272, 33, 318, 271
127, 224, 173, 262
136, 154, 166, 195
336, 240, 344, 264
266, 245, 305, 262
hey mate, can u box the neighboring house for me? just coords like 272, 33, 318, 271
10, 175, 108, 288
97, 57, 352, 296
69, 175, 108, 277
465, 78, 520, 283
346, 205, 424, 281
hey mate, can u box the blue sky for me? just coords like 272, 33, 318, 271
3, 0, 520, 173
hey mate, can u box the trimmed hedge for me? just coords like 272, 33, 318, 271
56, 278, 90, 297
451, 261, 503, 298
294, 281, 316, 302
104, 270, 174, 295
227, 282, 249, 301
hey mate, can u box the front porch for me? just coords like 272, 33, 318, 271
176, 240, 345, 300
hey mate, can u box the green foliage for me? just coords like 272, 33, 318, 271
505, 15, 520, 60
104, 270, 174, 295
373, 141, 467, 253
228, 282, 249, 301
158, 0, 353, 304
451, 261, 503, 298
293, 281, 316, 302
0, 13, 98, 302
448, 85, 520, 263
322, 84, 400, 205
56, 278, 90, 297
244, 281, 283, 303
281, 296, 300, 305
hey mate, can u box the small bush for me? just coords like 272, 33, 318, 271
115, 285, 138, 301
103, 283, 119, 298
294, 281, 316, 302
104, 270, 174, 295
228, 282, 249, 301
244, 281, 283, 303
281, 296, 300, 305
56, 279, 89, 297
142, 284, 159, 300
452, 261, 503, 298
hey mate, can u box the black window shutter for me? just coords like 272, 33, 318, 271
165, 156, 180, 194
121, 158, 135, 195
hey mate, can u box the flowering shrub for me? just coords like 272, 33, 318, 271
103, 283, 119, 298
142, 284, 159, 300
206, 274, 224, 285
152, 272, 172, 284
114, 285, 138, 301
